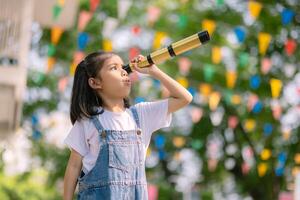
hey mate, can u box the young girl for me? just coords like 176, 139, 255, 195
63, 51, 192, 200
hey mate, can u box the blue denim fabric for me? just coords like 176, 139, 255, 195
77, 107, 148, 200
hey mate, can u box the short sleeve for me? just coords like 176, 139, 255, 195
64, 120, 89, 157
135, 98, 172, 134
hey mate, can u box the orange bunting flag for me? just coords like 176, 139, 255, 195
57, 0, 65, 6
270, 78, 282, 98
258, 32, 271, 55
294, 153, 300, 164
103, 38, 113, 51
248, 1, 262, 19
212, 46, 222, 64
173, 136, 186, 148
226, 70, 237, 89
78, 11, 93, 32
258, 163, 268, 177
51, 26, 64, 45
199, 83, 212, 97
47, 57, 56, 72
202, 19, 216, 35
209, 92, 221, 111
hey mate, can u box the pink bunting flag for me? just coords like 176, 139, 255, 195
78, 11, 93, 32
148, 184, 158, 200
74, 51, 85, 65
247, 94, 258, 111
242, 162, 251, 175
271, 99, 282, 120
261, 57, 272, 74
178, 57, 192, 75
147, 6, 161, 26
191, 107, 203, 123
58, 76, 69, 92
228, 116, 238, 129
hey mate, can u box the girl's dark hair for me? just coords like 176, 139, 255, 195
70, 50, 131, 125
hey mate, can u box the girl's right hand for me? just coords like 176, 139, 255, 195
130, 55, 159, 75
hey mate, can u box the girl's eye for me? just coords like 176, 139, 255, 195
110, 66, 117, 70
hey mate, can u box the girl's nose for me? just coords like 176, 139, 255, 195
121, 69, 128, 76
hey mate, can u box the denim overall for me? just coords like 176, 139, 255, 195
77, 107, 148, 200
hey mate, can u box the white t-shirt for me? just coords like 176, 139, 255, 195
64, 98, 172, 173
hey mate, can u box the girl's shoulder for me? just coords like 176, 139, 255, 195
73, 116, 96, 135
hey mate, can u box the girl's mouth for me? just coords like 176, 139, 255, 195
123, 79, 131, 86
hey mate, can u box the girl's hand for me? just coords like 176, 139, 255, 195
130, 55, 159, 75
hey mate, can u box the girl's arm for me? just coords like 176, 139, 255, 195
63, 149, 83, 200
131, 55, 193, 114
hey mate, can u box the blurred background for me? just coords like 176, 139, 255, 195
0, 0, 300, 199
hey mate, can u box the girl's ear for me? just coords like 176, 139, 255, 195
88, 77, 102, 90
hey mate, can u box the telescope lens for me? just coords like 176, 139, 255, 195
198, 31, 210, 44
122, 64, 132, 74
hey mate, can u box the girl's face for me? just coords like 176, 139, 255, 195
97, 55, 131, 99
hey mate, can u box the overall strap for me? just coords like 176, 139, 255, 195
91, 115, 104, 134
130, 106, 141, 129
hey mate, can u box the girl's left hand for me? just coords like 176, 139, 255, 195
130, 55, 159, 75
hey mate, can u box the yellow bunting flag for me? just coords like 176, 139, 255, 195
69, 62, 77, 76
248, 1, 262, 19
270, 78, 282, 98
202, 19, 216, 35
47, 57, 56, 72
103, 38, 113, 51
212, 46, 222, 64
146, 147, 151, 157
209, 91, 221, 111
244, 119, 256, 132
173, 136, 186, 148
176, 77, 189, 88
226, 70, 237, 89
231, 94, 241, 105
258, 163, 268, 177
199, 83, 212, 97
70, 51, 85, 76
51, 26, 64, 45
258, 32, 271, 55
153, 31, 167, 50
260, 149, 272, 160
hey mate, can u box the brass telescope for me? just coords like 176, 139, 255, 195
122, 30, 210, 74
